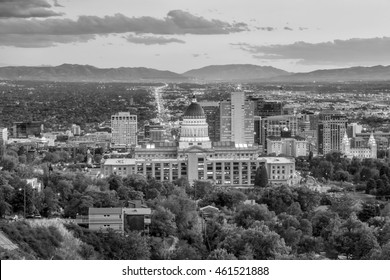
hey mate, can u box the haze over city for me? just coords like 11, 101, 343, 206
1, 0, 390, 72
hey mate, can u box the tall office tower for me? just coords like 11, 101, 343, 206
317, 111, 347, 155
220, 92, 254, 145
250, 97, 283, 117
111, 112, 137, 146
254, 116, 262, 145
347, 123, 363, 138
198, 101, 220, 142
261, 115, 298, 152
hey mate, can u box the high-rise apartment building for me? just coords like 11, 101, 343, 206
198, 101, 220, 142
220, 92, 254, 145
111, 112, 137, 146
317, 111, 347, 155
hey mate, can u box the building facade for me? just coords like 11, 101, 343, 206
102, 98, 296, 187
88, 204, 151, 232
71, 124, 81, 136
341, 132, 377, 159
261, 115, 299, 153
111, 112, 137, 146
198, 101, 220, 142
267, 135, 309, 157
12, 121, 43, 138
220, 92, 254, 145
317, 111, 347, 155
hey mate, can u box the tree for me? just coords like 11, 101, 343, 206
207, 248, 237, 260
193, 180, 213, 200
334, 170, 350, 186
0, 175, 13, 217
99, 230, 150, 259
330, 194, 360, 220
317, 160, 333, 180
254, 165, 268, 188
41, 187, 60, 217
107, 174, 123, 191
171, 240, 202, 260
366, 178, 377, 194
200, 188, 247, 209
256, 185, 297, 214
311, 210, 341, 239
240, 222, 291, 259
150, 206, 177, 237
329, 214, 380, 259
234, 204, 275, 228
0, 156, 18, 172
117, 186, 144, 201
294, 186, 321, 212
358, 202, 380, 222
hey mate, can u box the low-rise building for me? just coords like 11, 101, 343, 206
88, 202, 151, 233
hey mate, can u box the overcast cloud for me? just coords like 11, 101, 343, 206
0, 9, 247, 47
235, 37, 390, 65
0, 0, 62, 18
125, 34, 185, 45
0, 10, 248, 35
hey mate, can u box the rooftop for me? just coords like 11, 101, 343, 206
103, 158, 136, 165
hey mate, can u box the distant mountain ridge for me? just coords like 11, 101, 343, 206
276, 65, 390, 82
183, 64, 290, 81
0, 63, 390, 82
0, 64, 186, 82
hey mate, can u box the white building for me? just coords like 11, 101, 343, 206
71, 124, 81, 136
341, 132, 377, 159
267, 136, 309, 157
111, 112, 137, 146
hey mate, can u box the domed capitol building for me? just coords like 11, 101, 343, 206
102, 95, 296, 187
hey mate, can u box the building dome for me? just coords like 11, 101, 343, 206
183, 96, 205, 118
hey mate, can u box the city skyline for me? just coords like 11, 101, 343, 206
1, 0, 390, 73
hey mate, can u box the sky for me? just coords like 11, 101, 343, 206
1, 0, 390, 73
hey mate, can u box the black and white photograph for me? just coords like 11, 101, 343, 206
1, 0, 390, 278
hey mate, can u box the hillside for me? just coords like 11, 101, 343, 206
273, 65, 390, 82
183, 64, 290, 81
0, 64, 187, 82
1, 63, 390, 83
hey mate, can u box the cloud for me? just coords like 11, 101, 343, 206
0, 10, 247, 47
256, 26, 276, 31
0, 9, 248, 46
0, 34, 94, 47
124, 34, 185, 45
53, 0, 63, 7
0, 10, 247, 35
0, 0, 62, 18
234, 37, 390, 65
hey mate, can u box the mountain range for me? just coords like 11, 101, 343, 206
1, 63, 390, 83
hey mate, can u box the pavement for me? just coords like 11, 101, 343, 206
0, 230, 18, 251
